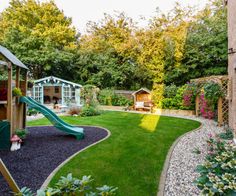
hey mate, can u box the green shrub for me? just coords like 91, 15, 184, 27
203, 82, 224, 110
161, 84, 194, 110
98, 89, 114, 105
12, 87, 22, 97
152, 83, 164, 108
218, 127, 234, 140
111, 94, 133, 106
15, 129, 28, 139
162, 98, 176, 109
81, 84, 100, 106
98, 89, 133, 106
163, 84, 178, 98
80, 105, 100, 117
15, 173, 118, 196
194, 136, 236, 195
27, 108, 38, 116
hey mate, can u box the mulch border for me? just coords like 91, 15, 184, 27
39, 125, 111, 189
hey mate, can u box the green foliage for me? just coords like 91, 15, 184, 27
15, 173, 118, 196
179, 1, 227, 84
152, 83, 164, 108
195, 137, 236, 195
203, 82, 224, 108
0, 0, 78, 80
15, 129, 28, 139
76, 13, 140, 89
27, 108, 38, 116
218, 127, 234, 140
98, 89, 114, 106
111, 94, 133, 106
81, 85, 99, 106
161, 84, 194, 110
80, 105, 101, 117
98, 89, 133, 106
163, 84, 178, 98
14, 187, 34, 196
12, 87, 22, 96
0, 0, 227, 90
81, 85, 100, 116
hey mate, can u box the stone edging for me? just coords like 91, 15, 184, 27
40, 125, 111, 189
157, 120, 203, 196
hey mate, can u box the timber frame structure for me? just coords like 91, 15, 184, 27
0, 45, 28, 136
191, 75, 228, 126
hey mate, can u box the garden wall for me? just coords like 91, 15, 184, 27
153, 108, 195, 116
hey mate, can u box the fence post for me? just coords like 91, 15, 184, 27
195, 96, 200, 116
218, 97, 223, 126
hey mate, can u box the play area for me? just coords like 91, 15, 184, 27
0, 45, 84, 150
0, 45, 87, 193
0, 126, 107, 194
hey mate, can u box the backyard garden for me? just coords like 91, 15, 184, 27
0, 0, 236, 195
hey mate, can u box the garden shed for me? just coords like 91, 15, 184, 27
31, 76, 82, 106
132, 88, 153, 111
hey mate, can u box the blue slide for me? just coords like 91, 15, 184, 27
20, 96, 84, 140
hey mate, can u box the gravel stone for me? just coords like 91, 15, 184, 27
163, 116, 224, 196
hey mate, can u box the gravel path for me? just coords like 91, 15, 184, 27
162, 116, 224, 196
0, 126, 108, 196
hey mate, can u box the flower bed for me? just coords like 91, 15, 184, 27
195, 135, 236, 195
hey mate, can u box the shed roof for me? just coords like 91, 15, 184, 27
0, 45, 28, 69
132, 88, 151, 95
34, 76, 82, 87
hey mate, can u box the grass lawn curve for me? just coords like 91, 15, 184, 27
28, 111, 201, 196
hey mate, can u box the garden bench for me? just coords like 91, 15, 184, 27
134, 101, 153, 112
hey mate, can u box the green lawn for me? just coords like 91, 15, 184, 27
28, 111, 200, 196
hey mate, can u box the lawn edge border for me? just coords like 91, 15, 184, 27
38, 125, 111, 190
157, 118, 203, 196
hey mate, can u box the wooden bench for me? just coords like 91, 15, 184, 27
134, 101, 153, 112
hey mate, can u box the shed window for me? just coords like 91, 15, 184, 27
55, 86, 59, 93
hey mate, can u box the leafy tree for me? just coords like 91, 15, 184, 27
75, 13, 142, 89
178, 0, 227, 84
0, 0, 79, 80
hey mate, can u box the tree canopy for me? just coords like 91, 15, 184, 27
0, 0, 227, 91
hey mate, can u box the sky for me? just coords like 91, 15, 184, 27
0, 0, 209, 34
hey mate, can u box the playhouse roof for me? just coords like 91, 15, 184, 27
34, 76, 82, 87
132, 88, 151, 95
0, 45, 28, 69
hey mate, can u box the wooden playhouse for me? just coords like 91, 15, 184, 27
0, 45, 28, 149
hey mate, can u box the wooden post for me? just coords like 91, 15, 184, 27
218, 98, 223, 126
22, 70, 27, 128
15, 67, 20, 88
195, 95, 200, 116
15, 67, 20, 130
7, 62, 13, 135
0, 159, 20, 193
